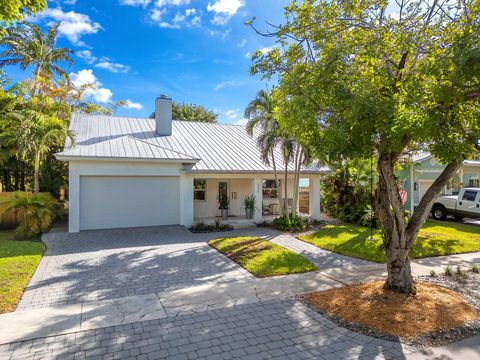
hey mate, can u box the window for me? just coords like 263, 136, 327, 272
462, 190, 478, 202
194, 179, 206, 201
263, 179, 278, 199
468, 178, 480, 188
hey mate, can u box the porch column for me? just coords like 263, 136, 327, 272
180, 173, 194, 228
309, 175, 321, 220
251, 177, 263, 223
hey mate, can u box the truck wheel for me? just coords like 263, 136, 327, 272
432, 205, 447, 220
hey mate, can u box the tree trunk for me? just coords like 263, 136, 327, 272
284, 166, 289, 216
375, 154, 463, 293
271, 149, 283, 216
33, 152, 41, 194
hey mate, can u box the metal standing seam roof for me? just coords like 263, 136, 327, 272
57, 113, 329, 173
56, 135, 199, 162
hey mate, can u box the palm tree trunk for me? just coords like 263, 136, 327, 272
292, 146, 303, 216
284, 161, 289, 216
271, 149, 282, 216
33, 151, 41, 194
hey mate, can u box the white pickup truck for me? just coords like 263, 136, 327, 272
431, 188, 480, 220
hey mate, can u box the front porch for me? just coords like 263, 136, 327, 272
192, 174, 321, 228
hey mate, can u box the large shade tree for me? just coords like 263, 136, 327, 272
250, 0, 480, 292
0, 0, 46, 25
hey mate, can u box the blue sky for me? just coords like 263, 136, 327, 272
6, 0, 290, 124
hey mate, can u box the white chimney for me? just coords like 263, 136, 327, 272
155, 94, 172, 136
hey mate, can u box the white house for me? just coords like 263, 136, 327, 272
56, 95, 328, 232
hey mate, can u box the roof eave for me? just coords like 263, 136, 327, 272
55, 154, 200, 163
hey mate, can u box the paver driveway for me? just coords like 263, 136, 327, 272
18, 226, 256, 310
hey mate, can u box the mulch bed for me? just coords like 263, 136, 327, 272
299, 277, 480, 347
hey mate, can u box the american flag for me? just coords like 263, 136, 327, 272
399, 189, 408, 205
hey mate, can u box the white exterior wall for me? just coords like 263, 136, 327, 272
68, 160, 192, 232
68, 162, 324, 232
192, 174, 300, 219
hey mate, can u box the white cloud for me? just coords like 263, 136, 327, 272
190, 15, 201, 26
245, 46, 275, 59
214, 80, 244, 90
76, 50, 96, 64
35, 8, 102, 44
151, 6, 200, 28
235, 118, 248, 125
63, 0, 77, 4
95, 59, 131, 73
69, 69, 113, 103
155, 0, 190, 6
207, 0, 244, 24
123, 100, 143, 110
119, 0, 151, 6
207, 0, 243, 15
237, 39, 247, 47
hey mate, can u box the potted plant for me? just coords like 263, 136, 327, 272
243, 195, 256, 219
218, 195, 230, 220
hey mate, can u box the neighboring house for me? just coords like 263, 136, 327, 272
56, 95, 328, 232
398, 152, 480, 213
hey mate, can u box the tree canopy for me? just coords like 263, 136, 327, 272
249, 0, 480, 292
0, 0, 46, 25
150, 102, 218, 123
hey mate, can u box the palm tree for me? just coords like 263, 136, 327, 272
245, 90, 285, 212
278, 133, 296, 215
0, 192, 56, 238
0, 22, 73, 94
0, 105, 74, 194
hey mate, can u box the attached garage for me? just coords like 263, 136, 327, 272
79, 176, 180, 231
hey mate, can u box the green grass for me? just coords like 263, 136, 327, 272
208, 236, 317, 277
0, 230, 45, 313
299, 220, 480, 263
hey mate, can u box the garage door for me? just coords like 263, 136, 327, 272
80, 176, 180, 230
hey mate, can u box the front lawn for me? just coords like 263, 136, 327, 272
208, 236, 317, 277
299, 220, 480, 263
0, 230, 45, 313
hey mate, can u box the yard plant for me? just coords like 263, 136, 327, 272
249, 0, 480, 292
209, 236, 317, 277
0, 230, 44, 313
299, 220, 480, 263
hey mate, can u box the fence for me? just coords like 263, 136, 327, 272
0, 192, 18, 229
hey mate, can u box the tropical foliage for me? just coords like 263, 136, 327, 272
0, 192, 58, 238
150, 101, 218, 123
244, 89, 311, 216
321, 159, 376, 227
249, 0, 480, 293
0, 0, 46, 26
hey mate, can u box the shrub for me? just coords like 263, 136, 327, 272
470, 264, 479, 273
189, 221, 233, 233
444, 266, 453, 276
456, 265, 463, 275
430, 270, 436, 277
321, 159, 376, 226
272, 214, 310, 232
0, 192, 58, 239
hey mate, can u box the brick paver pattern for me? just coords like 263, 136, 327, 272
18, 226, 254, 309
0, 298, 413, 360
